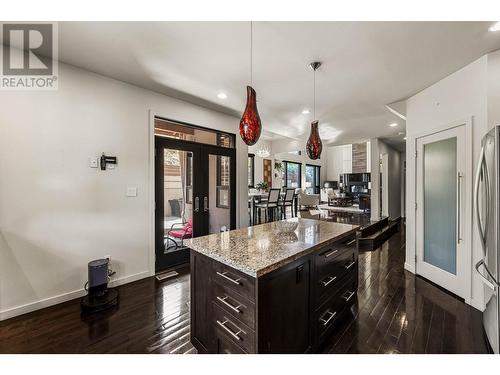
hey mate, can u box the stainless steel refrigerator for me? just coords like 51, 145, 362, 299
475, 125, 500, 354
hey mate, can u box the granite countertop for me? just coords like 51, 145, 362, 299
185, 218, 358, 277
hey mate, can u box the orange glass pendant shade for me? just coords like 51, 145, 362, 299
239, 86, 262, 146
306, 120, 322, 160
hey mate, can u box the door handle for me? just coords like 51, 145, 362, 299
194, 197, 199, 212
203, 196, 208, 212
457, 171, 463, 244
475, 259, 498, 290
474, 146, 486, 255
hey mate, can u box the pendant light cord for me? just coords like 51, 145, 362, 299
313, 67, 316, 120
250, 21, 253, 86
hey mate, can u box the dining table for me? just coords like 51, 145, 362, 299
248, 190, 298, 225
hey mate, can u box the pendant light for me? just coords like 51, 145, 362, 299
306, 62, 323, 160
239, 21, 262, 146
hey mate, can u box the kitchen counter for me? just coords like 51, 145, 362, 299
188, 218, 361, 354
185, 218, 358, 277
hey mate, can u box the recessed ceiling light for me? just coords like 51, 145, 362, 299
489, 22, 500, 32
302, 109, 310, 114
403, 137, 407, 140
389, 123, 398, 127
398, 131, 405, 135
217, 92, 227, 99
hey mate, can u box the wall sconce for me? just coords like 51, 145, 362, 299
100, 153, 117, 170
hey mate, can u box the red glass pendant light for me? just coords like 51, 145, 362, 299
240, 85, 262, 146
239, 21, 262, 146
306, 62, 323, 160
306, 120, 323, 160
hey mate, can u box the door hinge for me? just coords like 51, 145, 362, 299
415, 254, 417, 263
415, 202, 417, 210
415, 150, 418, 158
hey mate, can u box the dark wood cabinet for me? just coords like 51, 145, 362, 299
258, 258, 311, 353
190, 231, 358, 354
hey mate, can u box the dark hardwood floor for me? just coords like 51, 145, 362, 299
0, 227, 490, 354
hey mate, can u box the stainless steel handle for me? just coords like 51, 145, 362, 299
320, 275, 337, 287
475, 259, 498, 290
319, 310, 337, 326
216, 320, 243, 341
216, 296, 242, 314
346, 239, 356, 246
194, 196, 200, 212
344, 261, 356, 270
216, 271, 241, 285
474, 146, 487, 256
204, 196, 208, 212
342, 290, 355, 302
324, 249, 338, 258
457, 171, 463, 244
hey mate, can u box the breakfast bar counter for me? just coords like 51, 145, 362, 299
185, 218, 359, 354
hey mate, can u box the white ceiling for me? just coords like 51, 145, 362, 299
58, 21, 500, 147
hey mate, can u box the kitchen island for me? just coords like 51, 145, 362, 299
185, 218, 359, 354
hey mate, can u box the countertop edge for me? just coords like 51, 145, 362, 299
187, 225, 359, 278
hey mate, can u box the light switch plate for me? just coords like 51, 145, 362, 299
89, 157, 98, 168
126, 187, 138, 197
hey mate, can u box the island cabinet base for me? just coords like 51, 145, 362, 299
190, 231, 358, 354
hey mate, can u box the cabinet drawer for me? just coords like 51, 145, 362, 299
213, 262, 255, 302
314, 250, 357, 306
213, 303, 255, 353
315, 234, 357, 274
216, 333, 247, 354
314, 273, 358, 341
213, 281, 255, 329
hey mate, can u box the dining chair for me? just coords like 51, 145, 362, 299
281, 188, 296, 219
255, 188, 281, 223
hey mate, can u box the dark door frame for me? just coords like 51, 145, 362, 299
154, 136, 236, 272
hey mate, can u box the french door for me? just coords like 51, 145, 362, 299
415, 125, 467, 298
155, 137, 236, 272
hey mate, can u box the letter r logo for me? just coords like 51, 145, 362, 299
2, 23, 53, 76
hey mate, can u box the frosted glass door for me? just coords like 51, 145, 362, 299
423, 138, 457, 274
415, 124, 467, 298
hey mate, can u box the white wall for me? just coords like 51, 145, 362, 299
248, 139, 272, 187
369, 138, 402, 221
405, 55, 488, 311
0, 62, 247, 320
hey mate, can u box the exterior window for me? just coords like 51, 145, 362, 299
248, 154, 255, 187
305, 164, 321, 194
283, 161, 302, 189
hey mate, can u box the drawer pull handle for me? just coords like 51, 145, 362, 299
319, 310, 337, 326
216, 296, 242, 314
324, 249, 339, 258
344, 261, 356, 270
216, 271, 241, 285
342, 291, 355, 302
346, 239, 356, 246
320, 275, 337, 287
217, 319, 244, 341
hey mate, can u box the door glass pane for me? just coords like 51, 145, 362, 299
423, 137, 457, 274
155, 118, 235, 148
209, 154, 231, 233
163, 149, 193, 253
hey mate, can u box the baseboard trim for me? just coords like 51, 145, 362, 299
0, 270, 150, 322
404, 262, 415, 273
